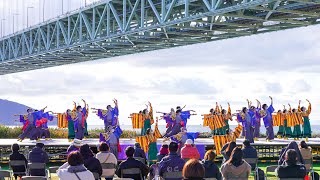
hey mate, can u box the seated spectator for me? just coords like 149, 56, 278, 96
202, 150, 221, 180
67, 139, 82, 154
182, 159, 205, 180
181, 139, 200, 160
134, 142, 146, 160
96, 142, 117, 180
57, 151, 95, 180
276, 149, 306, 179
9, 143, 28, 179
159, 142, 185, 180
80, 144, 102, 178
221, 147, 251, 180
28, 142, 49, 176
221, 141, 237, 164
242, 139, 258, 170
116, 146, 149, 180
157, 144, 169, 162
279, 141, 304, 165
299, 140, 312, 171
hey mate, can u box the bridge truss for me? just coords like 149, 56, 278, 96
0, 0, 320, 74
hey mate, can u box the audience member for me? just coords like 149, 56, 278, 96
96, 142, 118, 180
67, 139, 82, 154
279, 141, 304, 165
276, 149, 306, 178
80, 144, 102, 178
221, 147, 251, 180
157, 144, 169, 162
28, 142, 49, 176
182, 159, 205, 180
299, 140, 312, 171
242, 140, 258, 170
57, 151, 95, 180
9, 143, 28, 179
221, 141, 237, 163
159, 142, 185, 180
181, 139, 200, 160
133, 142, 146, 161
116, 146, 149, 180
202, 150, 221, 180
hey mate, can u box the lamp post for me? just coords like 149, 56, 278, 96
27, 7, 34, 28
13, 13, 19, 33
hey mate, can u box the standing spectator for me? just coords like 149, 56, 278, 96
134, 142, 146, 160
80, 144, 102, 178
241, 140, 258, 170
157, 144, 169, 162
202, 150, 221, 180
67, 139, 82, 154
159, 142, 185, 180
221, 148, 251, 180
299, 140, 312, 171
28, 142, 49, 176
96, 142, 118, 180
181, 139, 200, 160
116, 146, 149, 180
182, 159, 205, 180
57, 151, 95, 180
9, 143, 28, 180
276, 149, 306, 179
221, 142, 237, 163
279, 141, 304, 165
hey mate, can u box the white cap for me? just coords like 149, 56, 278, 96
185, 139, 193, 145
73, 139, 82, 147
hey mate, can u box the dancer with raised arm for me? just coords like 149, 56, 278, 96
141, 102, 154, 136
100, 126, 122, 159
75, 105, 85, 140
93, 99, 119, 132
237, 107, 255, 143
299, 99, 312, 141
221, 103, 233, 135
289, 104, 303, 140
258, 96, 275, 142
251, 99, 261, 141
157, 108, 175, 137
282, 106, 292, 140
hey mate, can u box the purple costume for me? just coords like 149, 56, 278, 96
237, 112, 255, 143
164, 111, 191, 138
97, 107, 119, 132
257, 105, 275, 140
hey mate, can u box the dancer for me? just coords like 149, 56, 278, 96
75, 105, 85, 140
66, 109, 77, 141
250, 100, 261, 141
259, 96, 275, 142
99, 126, 122, 159
282, 107, 292, 139
289, 104, 303, 140
237, 107, 254, 143
221, 103, 232, 135
299, 100, 311, 141
141, 102, 154, 136
81, 99, 89, 138
93, 99, 119, 132
38, 112, 54, 140
274, 110, 284, 139
144, 128, 158, 165
157, 108, 175, 137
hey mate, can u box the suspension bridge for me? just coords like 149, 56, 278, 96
0, 0, 319, 75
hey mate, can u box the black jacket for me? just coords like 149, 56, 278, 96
242, 146, 258, 169
202, 160, 222, 180
134, 147, 146, 160
28, 147, 49, 176
83, 156, 103, 177
116, 157, 149, 180
9, 152, 28, 175
276, 161, 306, 178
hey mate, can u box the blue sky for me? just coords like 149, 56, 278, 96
0, 0, 320, 126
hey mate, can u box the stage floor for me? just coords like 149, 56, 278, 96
1, 138, 319, 146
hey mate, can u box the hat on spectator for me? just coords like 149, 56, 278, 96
185, 139, 193, 145
73, 139, 82, 147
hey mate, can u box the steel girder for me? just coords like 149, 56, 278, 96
0, 0, 320, 75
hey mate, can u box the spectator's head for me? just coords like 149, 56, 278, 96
204, 150, 216, 162
68, 151, 84, 166
243, 139, 251, 148
227, 147, 243, 167
226, 142, 237, 157
98, 142, 109, 152
134, 142, 141, 149
169, 142, 179, 153
299, 140, 308, 149
36, 143, 44, 149
285, 149, 298, 165
125, 146, 135, 158
12, 143, 20, 152
182, 159, 205, 179
185, 139, 193, 146
73, 139, 82, 147
80, 144, 93, 158
160, 144, 169, 155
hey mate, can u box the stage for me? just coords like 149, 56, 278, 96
0, 138, 319, 162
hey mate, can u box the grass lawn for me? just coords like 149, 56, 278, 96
0, 162, 318, 180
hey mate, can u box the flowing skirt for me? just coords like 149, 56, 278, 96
141, 119, 151, 136
302, 117, 311, 138
254, 120, 260, 138
292, 125, 302, 138
148, 142, 158, 164
283, 120, 292, 137
277, 125, 284, 136
222, 120, 229, 135
68, 120, 75, 139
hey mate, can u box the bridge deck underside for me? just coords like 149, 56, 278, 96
0, 0, 320, 75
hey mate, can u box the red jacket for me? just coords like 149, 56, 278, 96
181, 144, 200, 159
